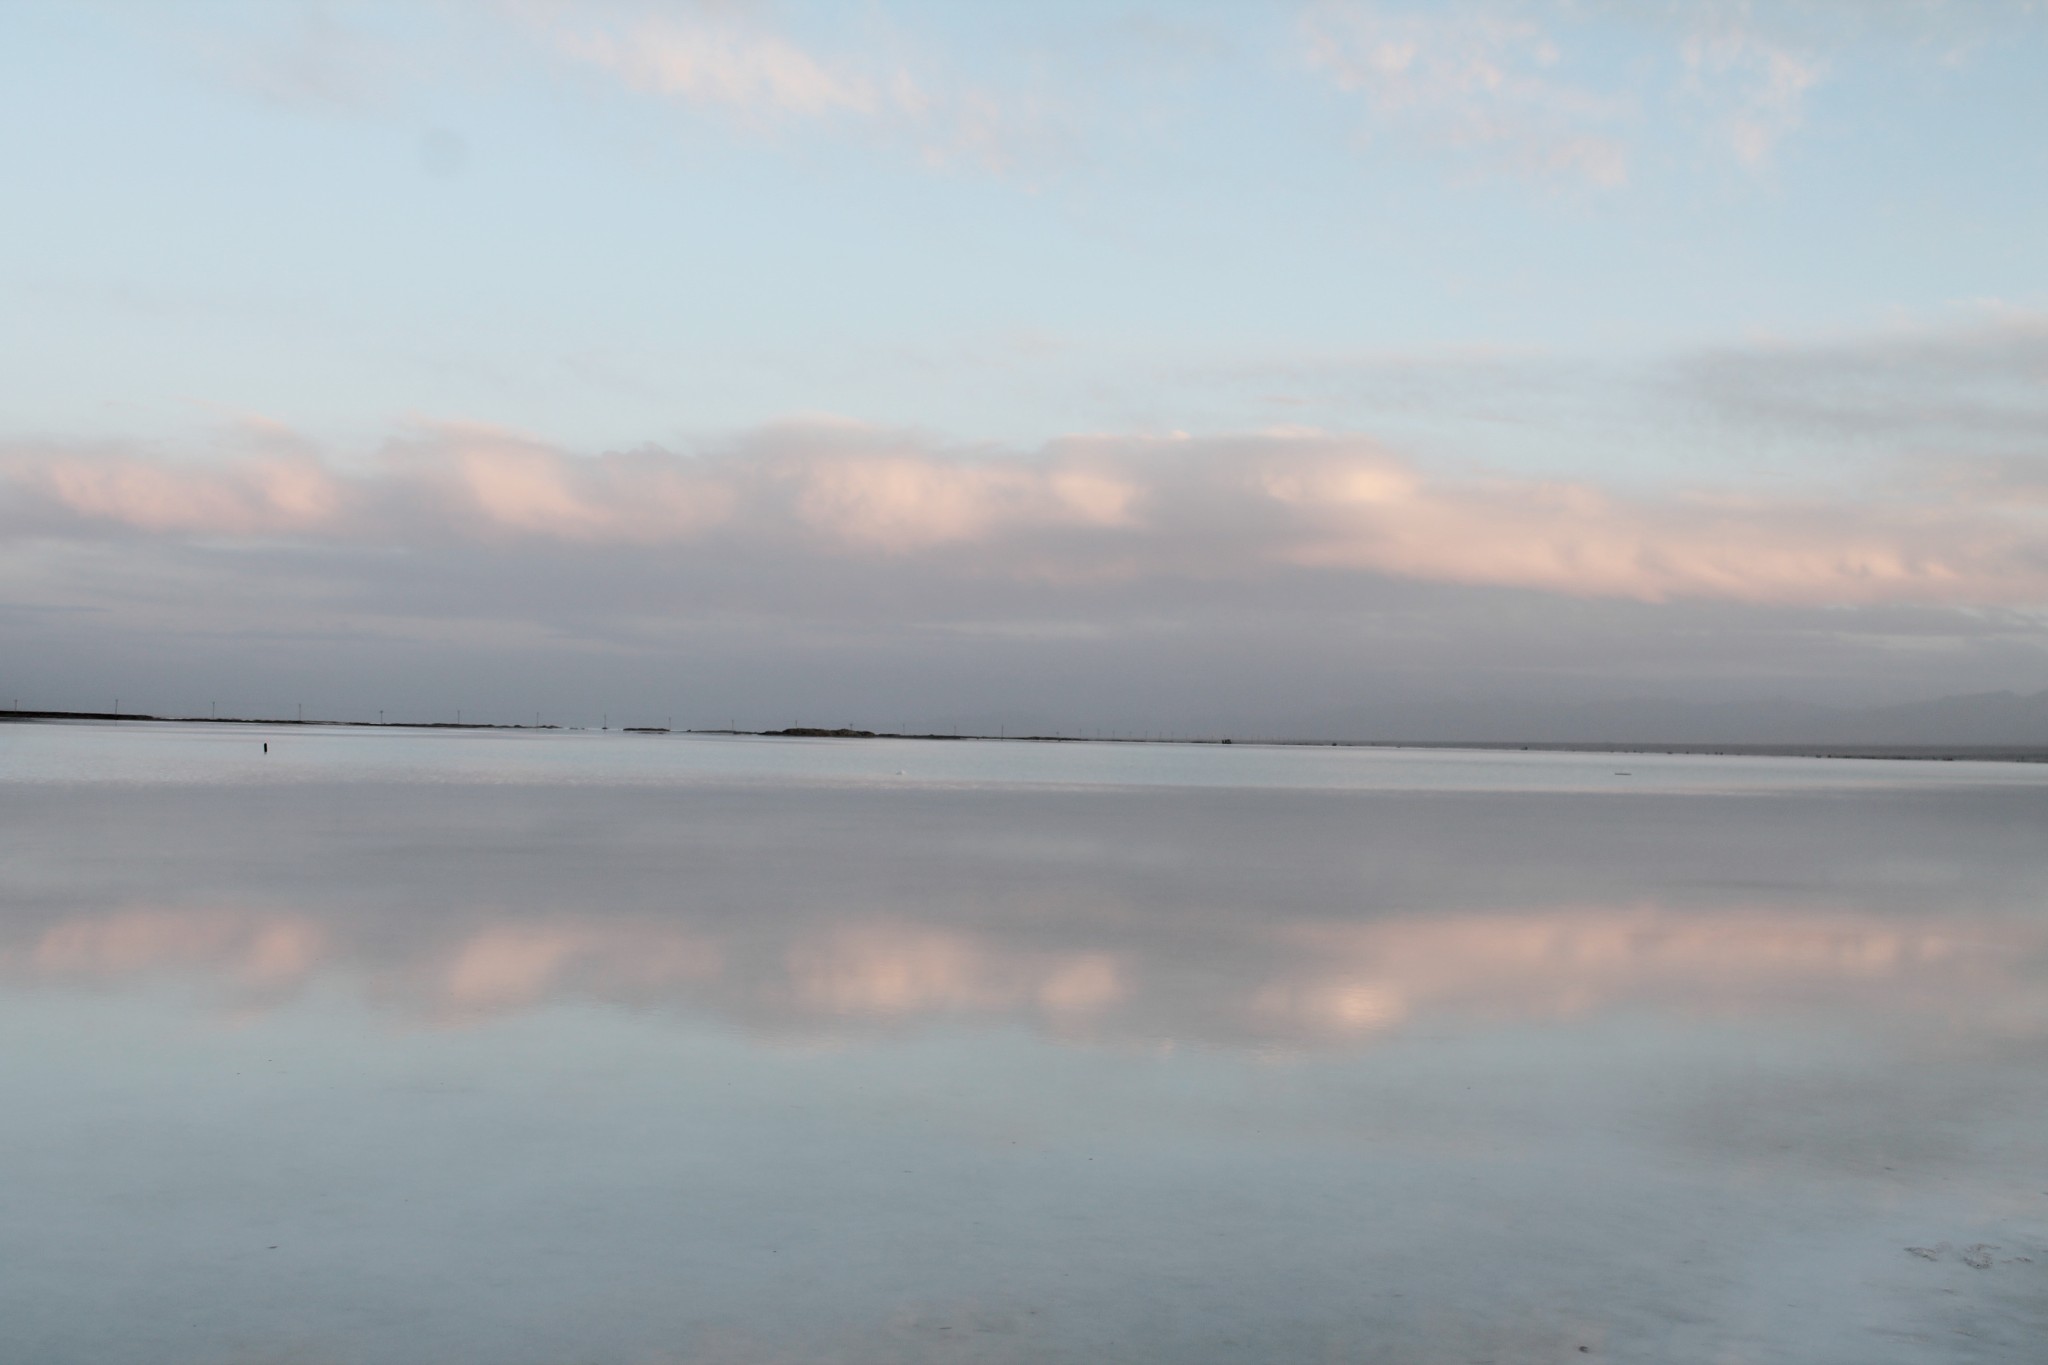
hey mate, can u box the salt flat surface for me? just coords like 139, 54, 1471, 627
2, 722, 2044, 1363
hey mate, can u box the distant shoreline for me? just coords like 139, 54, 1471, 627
1346, 739, 2048, 765
6, 710, 2047, 765
0, 709, 556, 732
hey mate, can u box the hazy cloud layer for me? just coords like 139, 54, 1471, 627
1670, 309, 2048, 453
7, 417, 2046, 610
8, 306, 2048, 732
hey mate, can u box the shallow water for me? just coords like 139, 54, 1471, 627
3, 722, 2045, 1363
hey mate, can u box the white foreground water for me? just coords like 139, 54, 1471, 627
2, 722, 2045, 1363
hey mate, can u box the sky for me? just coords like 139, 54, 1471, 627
3, 0, 2047, 736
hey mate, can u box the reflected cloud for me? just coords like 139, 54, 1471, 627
7, 900, 2039, 1049
9, 769, 2046, 1049
783, 922, 1124, 1023
27, 909, 326, 994
1256, 910, 2007, 1041
431, 920, 722, 1014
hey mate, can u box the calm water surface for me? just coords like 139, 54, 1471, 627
3, 722, 2045, 1363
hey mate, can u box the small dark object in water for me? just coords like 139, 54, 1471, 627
263, 742, 268, 753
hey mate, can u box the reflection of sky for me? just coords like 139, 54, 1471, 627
7, 726, 2048, 1044
4, 726, 2045, 1361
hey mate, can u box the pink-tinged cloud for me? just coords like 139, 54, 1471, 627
1680, 19, 1826, 168
5, 423, 2048, 607
405, 424, 738, 543
550, 13, 891, 119
1301, 2, 1633, 187
525, 5, 1045, 176
1253, 447, 2029, 604
9, 451, 344, 536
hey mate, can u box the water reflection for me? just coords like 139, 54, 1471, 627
6, 732, 2048, 1363
7, 756, 2048, 1047
10, 899, 2043, 1045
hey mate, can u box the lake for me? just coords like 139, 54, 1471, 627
2, 722, 2044, 1363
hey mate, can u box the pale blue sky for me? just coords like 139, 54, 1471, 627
6, 2, 2042, 459
4, 2, 2047, 730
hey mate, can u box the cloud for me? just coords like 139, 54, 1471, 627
524, 2, 1052, 174
1252, 447, 2035, 605
209, 7, 412, 112
1299, 1, 1895, 182
547, 9, 895, 119
167, 1, 1063, 176
404, 423, 739, 542
1301, 2, 1633, 186
6, 447, 344, 537
5, 409, 2048, 610
1302, 1, 1638, 187
1679, 13, 1827, 167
